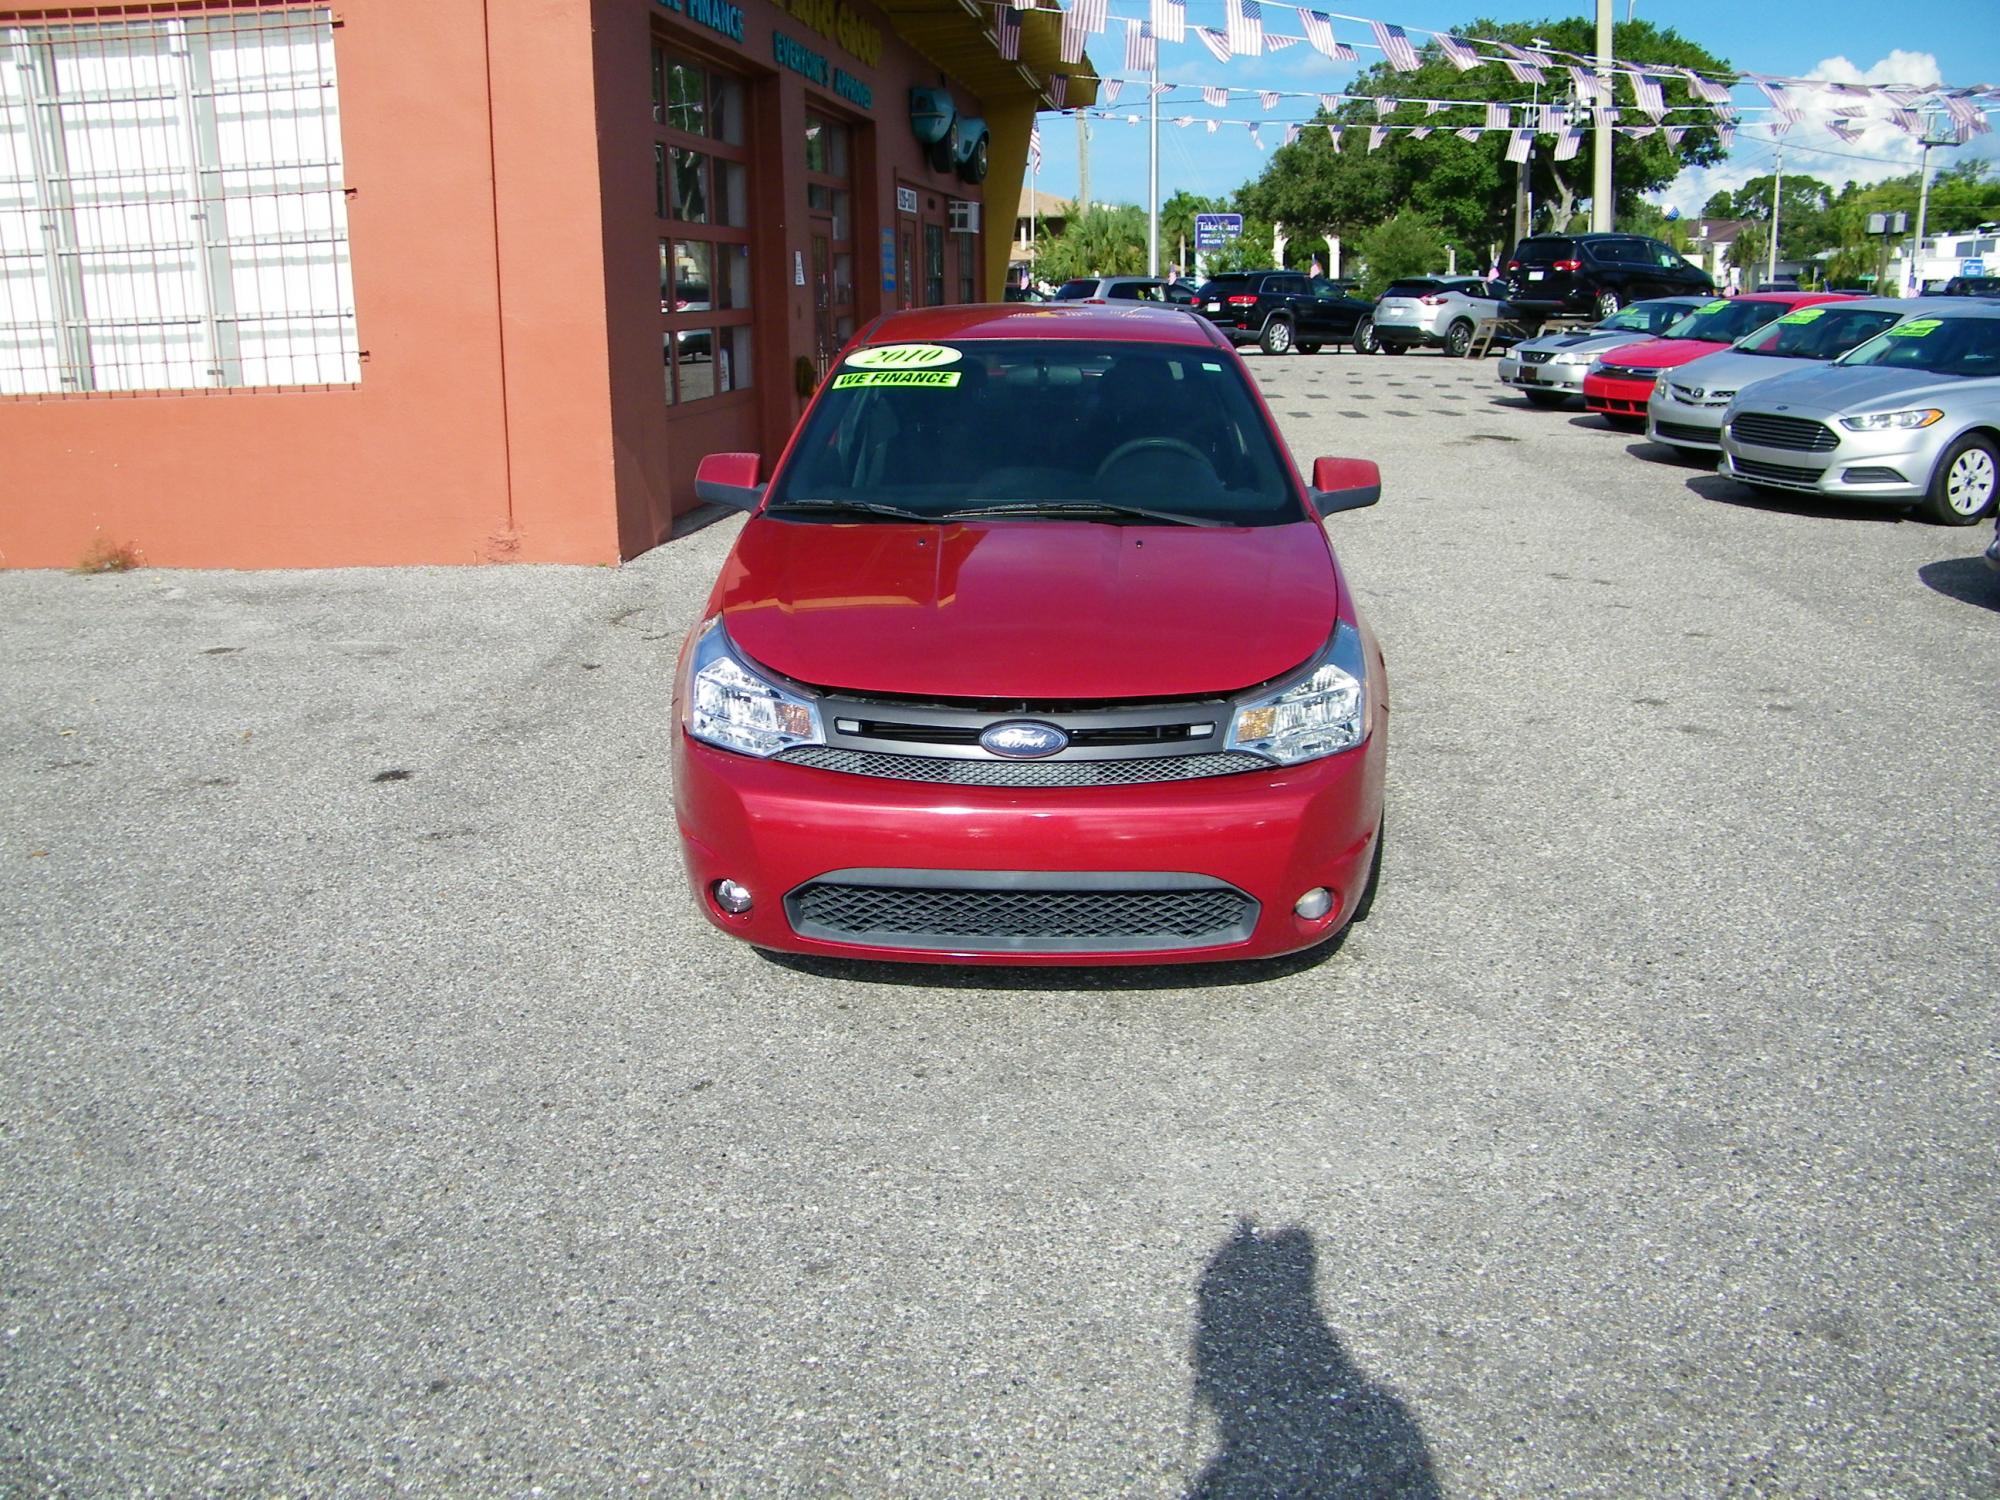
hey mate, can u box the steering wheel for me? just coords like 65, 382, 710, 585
1095, 437, 1210, 477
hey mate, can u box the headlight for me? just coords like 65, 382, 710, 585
1839, 408, 1944, 432
1226, 622, 1369, 766
1550, 350, 1592, 366
680, 618, 824, 757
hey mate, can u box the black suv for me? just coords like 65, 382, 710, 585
1503, 234, 1713, 320
1193, 270, 1373, 354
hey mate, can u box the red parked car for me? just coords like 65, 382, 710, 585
672, 302, 1388, 966
1581, 292, 1854, 429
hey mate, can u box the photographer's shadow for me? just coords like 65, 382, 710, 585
1189, 1221, 1440, 1499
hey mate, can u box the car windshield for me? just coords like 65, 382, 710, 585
765, 340, 1301, 527
1835, 315, 2000, 376
1600, 301, 1696, 334
1660, 299, 1795, 343
1736, 306, 1905, 359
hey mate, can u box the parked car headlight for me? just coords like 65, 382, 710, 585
1838, 408, 1944, 432
1226, 622, 1369, 765
681, 618, 824, 757
1549, 350, 1593, 366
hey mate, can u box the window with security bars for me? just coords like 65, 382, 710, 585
0, 7, 358, 395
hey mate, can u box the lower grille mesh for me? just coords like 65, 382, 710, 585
1654, 420, 1717, 443
787, 880, 1257, 952
776, 746, 1269, 787
1733, 456, 1824, 487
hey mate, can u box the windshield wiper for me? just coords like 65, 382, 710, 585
766, 497, 934, 522
936, 501, 1221, 527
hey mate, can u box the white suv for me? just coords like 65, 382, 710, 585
1366, 277, 1518, 357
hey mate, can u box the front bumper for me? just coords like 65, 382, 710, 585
1717, 421, 1935, 501
1645, 386, 1729, 450
671, 725, 1387, 965
1583, 371, 1658, 418
1498, 356, 1586, 393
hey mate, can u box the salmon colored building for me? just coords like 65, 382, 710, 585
0, 0, 1094, 567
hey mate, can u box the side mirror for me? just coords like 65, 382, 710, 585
1310, 456, 1381, 516
694, 452, 765, 511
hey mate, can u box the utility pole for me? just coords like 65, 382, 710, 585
1591, 0, 1613, 231
1077, 113, 1089, 214
1148, 51, 1159, 275
1911, 115, 1957, 294
1767, 140, 1782, 286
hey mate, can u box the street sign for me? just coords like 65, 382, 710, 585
1866, 211, 1909, 235
1194, 212, 1243, 250
1963, 257, 1987, 277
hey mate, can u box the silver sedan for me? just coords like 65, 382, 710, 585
1498, 297, 1711, 407
1646, 298, 1923, 453
1717, 303, 2000, 525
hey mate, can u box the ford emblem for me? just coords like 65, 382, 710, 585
980, 720, 1068, 758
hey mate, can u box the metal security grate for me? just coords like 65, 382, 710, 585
0, 8, 357, 394
787, 877, 1259, 953
1732, 456, 1825, 487
1730, 413, 1838, 452
775, 746, 1271, 787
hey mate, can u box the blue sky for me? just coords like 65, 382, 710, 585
1030, 0, 2000, 222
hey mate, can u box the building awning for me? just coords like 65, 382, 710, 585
871, 0, 1098, 108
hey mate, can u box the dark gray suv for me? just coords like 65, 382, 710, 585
1504, 233, 1714, 320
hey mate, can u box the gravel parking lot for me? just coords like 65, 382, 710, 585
5, 347, 1997, 1496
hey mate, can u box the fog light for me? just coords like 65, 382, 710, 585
1294, 887, 1334, 920
713, 879, 754, 915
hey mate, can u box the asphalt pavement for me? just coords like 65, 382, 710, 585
4, 347, 1997, 1496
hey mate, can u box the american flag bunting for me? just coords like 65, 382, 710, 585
1225, 0, 1263, 59
1371, 20, 1420, 73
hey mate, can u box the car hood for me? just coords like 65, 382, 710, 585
715, 516, 1341, 700
1515, 329, 1652, 357
1729, 364, 1993, 418
1608, 338, 1729, 371
1662, 349, 1829, 394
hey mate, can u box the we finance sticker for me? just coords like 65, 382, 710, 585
1700, 300, 1731, 314
844, 344, 963, 370
1774, 307, 1827, 325
1886, 318, 1941, 337
832, 369, 962, 389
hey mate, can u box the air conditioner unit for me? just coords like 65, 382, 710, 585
948, 199, 980, 234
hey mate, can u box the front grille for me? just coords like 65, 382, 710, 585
1654, 420, 1718, 444
1732, 456, 1824, 487
1730, 413, 1837, 451
1520, 349, 1556, 365
786, 873, 1259, 953
1596, 365, 1658, 383
1842, 466, 1907, 485
775, 746, 1270, 786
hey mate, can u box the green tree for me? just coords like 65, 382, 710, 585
1031, 201, 1148, 283
1233, 17, 1732, 254
1702, 174, 1837, 258
1355, 211, 1448, 296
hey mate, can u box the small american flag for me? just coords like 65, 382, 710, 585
1371, 20, 1419, 72
1683, 69, 1731, 105
1436, 35, 1478, 71
1264, 34, 1302, 53
1552, 129, 1581, 160
1327, 123, 1342, 152
1047, 74, 1067, 107
1297, 11, 1354, 62
1454, 126, 1481, 142
1408, 126, 1432, 139
1195, 26, 1232, 63
1504, 128, 1531, 162
1484, 103, 1508, 131
1284, 122, 1301, 145
1225, 0, 1263, 59
1318, 93, 1342, 112
1101, 77, 1124, 104
1496, 44, 1544, 85
1630, 73, 1666, 120
1029, 122, 1042, 169
995, 8, 1020, 61
1151, 0, 1185, 44
1258, 91, 1280, 111
1373, 95, 1397, 118
1754, 79, 1802, 127
1567, 66, 1609, 107
1368, 124, 1389, 150
1122, 20, 1154, 73
1203, 85, 1229, 108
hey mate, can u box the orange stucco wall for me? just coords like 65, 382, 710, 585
0, 0, 622, 569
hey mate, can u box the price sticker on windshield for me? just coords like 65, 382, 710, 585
1885, 318, 1941, 338
1699, 300, 1730, 313
844, 344, 963, 370
831, 369, 962, 389
1774, 308, 1827, 325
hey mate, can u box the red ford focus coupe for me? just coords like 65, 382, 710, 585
671, 303, 1388, 965
1581, 291, 1854, 429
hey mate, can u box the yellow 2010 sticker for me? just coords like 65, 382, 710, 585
844, 343, 964, 370
831, 369, 963, 389
1885, 318, 1941, 337
1699, 300, 1731, 313
1774, 307, 1827, 325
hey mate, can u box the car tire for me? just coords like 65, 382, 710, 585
1353, 318, 1379, 355
1921, 432, 2000, 525
1593, 289, 1623, 319
962, 133, 990, 183
1260, 317, 1295, 355
928, 130, 956, 175
1523, 389, 1569, 408
1299, 341, 1324, 354
1444, 320, 1475, 358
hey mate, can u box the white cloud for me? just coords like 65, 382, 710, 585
1651, 49, 1975, 220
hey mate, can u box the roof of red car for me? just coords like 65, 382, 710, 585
857, 302, 1226, 348
1602, 292, 1859, 371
